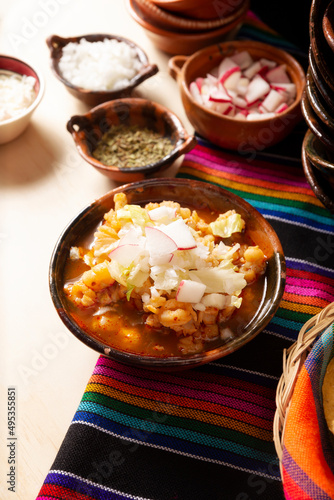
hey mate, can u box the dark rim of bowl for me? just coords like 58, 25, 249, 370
49, 177, 286, 369
301, 90, 334, 153
306, 70, 334, 132
302, 137, 334, 213
48, 33, 157, 95
303, 129, 334, 174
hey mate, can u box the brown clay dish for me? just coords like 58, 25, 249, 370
46, 33, 158, 106
309, 0, 334, 94
302, 135, 334, 214
150, 0, 246, 20
49, 177, 286, 370
301, 90, 334, 153
303, 129, 334, 190
66, 97, 197, 182
308, 48, 334, 112
126, 0, 245, 55
306, 70, 334, 133
323, 0, 334, 53
168, 40, 306, 151
134, 0, 249, 32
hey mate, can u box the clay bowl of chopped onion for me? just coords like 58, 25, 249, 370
0, 55, 44, 144
49, 177, 285, 370
168, 40, 306, 151
66, 97, 197, 182
46, 34, 158, 106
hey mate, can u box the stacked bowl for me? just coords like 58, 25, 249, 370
126, 0, 249, 55
301, 0, 334, 213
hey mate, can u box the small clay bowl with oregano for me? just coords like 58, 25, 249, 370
66, 98, 197, 182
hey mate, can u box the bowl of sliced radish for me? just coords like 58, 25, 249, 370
49, 178, 285, 370
168, 40, 306, 152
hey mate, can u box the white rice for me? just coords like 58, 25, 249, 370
58, 38, 143, 91
0, 72, 36, 122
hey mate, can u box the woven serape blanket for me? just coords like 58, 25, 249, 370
36, 11, 334, 500
36, 131, 334, 500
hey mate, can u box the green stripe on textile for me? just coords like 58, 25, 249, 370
78, 401, 276, 464
80, 392, 275, 454
277, 308, 313, 324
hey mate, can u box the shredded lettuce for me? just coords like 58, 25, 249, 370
189, 267, 246, 295
116, 205, 150, 227
210, 213, 244, 238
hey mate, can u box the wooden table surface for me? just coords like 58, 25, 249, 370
0, 1, 192, 497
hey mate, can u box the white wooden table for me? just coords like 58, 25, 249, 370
0, 1, 192, 497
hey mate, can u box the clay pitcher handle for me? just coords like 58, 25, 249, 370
46, 34, 69, 58
168, 55, 188, 82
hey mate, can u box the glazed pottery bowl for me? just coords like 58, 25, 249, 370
301, 89, 334, 153
134, 0, 249, 32
0, 55, 44, 144
302, 134, 334, 214
49, 177, 285, 370
126, 0, 245, 55
150, 0, 246, 20
323, 0, 334, 53
306, 70, 334, 134
303, 128, 334, 190
308, 48, 334, 112
66, 97, 196, 182
46, 33, 158, 106
309, 0, 334, 94
168, 40, 306, 151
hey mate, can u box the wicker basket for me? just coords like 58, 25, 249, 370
273, 301, 334, 474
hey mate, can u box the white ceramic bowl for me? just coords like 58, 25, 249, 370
0, 55, 44, 144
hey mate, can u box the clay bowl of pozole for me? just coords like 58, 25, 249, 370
49, 178, 285, 370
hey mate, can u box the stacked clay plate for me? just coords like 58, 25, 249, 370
301, 0, 334, 213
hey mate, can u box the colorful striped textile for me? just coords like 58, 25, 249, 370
36, 134, 334, 500
36, 12, 334, 500
282, 323, 334, 500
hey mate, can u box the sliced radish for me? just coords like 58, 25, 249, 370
275, 102, 289, 113
243, 61, 262, 80
176, 279, 206, 303
236, 77, 250, 96
261, 89, 285, 112
195, 77, 204, 91
235, 111, 247, 120
209, 87, 231, 103
271, 82, 296, 100
258, 65, 269, 78
160, 218, 197, 250
232, 95, 247, 109
245, 75, 270, 104
266, 64, 290, 84
109, 244, 142, 268
230, 50, 253, 70
212, 102, 232, 114
218, 56, 239, 79
189, 51, 294, 122
189, 81, 203, 104
148, 206, 176, 221
222, 68, 241, 91
145, 226, 177, 256
247, 112, 275, 121
222, 104, 235, 116
259, 57, 277, 69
